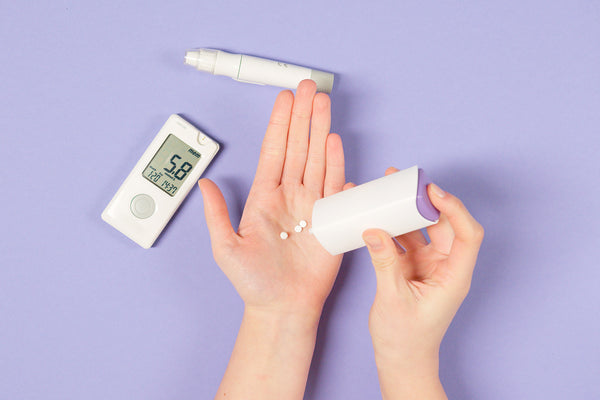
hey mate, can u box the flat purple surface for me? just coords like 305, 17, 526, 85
1, 2, 599, 399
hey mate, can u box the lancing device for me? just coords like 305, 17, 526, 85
184, 48, 334, 93
310, 166, 440, 255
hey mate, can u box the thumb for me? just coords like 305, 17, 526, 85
362, 229, 409, 297
198, 178, 237, 247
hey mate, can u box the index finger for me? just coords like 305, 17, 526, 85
427, 184, 484, 280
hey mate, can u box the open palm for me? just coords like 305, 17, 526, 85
199, 80, 346, 317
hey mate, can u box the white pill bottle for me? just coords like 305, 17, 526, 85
310, 166, 440, 255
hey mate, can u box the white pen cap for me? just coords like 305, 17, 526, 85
184, 49, 218, 73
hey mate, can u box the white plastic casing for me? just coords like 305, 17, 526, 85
310, 166, 440, 255
184, 49, 334, 93
101, 115, 219, 248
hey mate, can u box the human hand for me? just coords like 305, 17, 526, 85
361, 167, 484, 398
198, 80, 346, 322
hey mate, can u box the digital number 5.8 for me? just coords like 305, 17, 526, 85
164, 155, 193, 181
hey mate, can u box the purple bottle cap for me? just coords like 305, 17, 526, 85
416, 168, 441, 222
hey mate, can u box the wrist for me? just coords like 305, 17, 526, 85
376, 359, 445, 400
239, 306, 320, 387
374, 347, 440, 380
244, 300, 323, 329
214, 305, 321, 399
371, 328, 441, 372
376, 357, 440, 381
243, 305, 321, 340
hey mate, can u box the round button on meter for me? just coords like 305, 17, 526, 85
130, 194, 155, 219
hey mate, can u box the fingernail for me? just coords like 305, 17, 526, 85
364, 235, 383, 251
430, 183, 446, 198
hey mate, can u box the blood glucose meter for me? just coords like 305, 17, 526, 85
102, 115, 219, 248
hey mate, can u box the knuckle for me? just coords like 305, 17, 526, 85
463, 277, 474, 296
451, 274, 473, 301
450, 196, 467, 212
464, 221, 484, 243
458, 281, 472, 301
373, 253, 398, 270
308, 149, 325, 161
473, 223, 485, 242
260, 143, 280, 156
291, 108, 312, 120
268, 117, 289, 128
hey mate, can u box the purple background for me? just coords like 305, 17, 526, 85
1, 1, 599, 399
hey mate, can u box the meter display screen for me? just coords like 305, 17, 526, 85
142, 134, 201, 196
